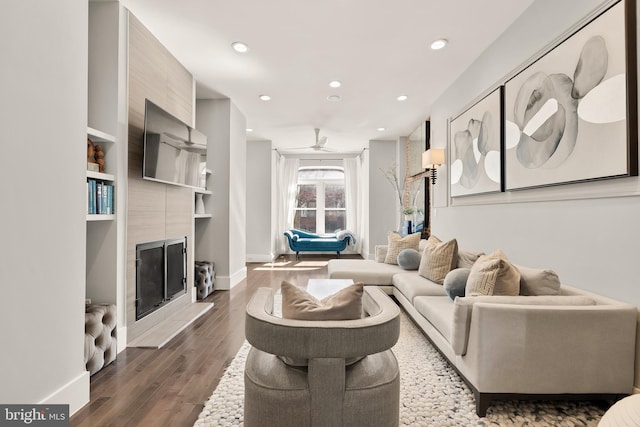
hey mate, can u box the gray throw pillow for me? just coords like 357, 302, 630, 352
443, 268, 470, 300
397, 248, 421, 270
514, 264, 561, 295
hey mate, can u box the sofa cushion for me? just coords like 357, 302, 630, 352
281, 281, 363, 320
443, 268, 470, 300
450, 295, 597, 355
397, 249, 421, 270
328, 259, 404, 285
417, 236, 458, 284
515, 264, 561, 296
413, 296, 454, 344
466, 250, 520, 296
392, 273, 447, 303
457, 249, 484, 268
384, 232, 421, 264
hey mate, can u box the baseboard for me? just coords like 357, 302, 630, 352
215, 267, 247, 290
246, 253, 275, 263
39, 371, 90, 416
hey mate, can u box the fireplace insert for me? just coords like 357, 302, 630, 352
136, 237, 187, 320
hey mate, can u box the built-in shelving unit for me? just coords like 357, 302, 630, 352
86, 1, 125, 356
87, 170, 116, 182
87, 127, 116, 219
193, 161, 213, 290
86, 214, 116, 222
85, 125, 118, 306
194, 174, 213, 219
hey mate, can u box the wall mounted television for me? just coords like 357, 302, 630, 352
143, 99, 207, 189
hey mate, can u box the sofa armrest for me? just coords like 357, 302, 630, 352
290, 229, 319, 239
451, 295, 596, 356
459, 303, 637, 394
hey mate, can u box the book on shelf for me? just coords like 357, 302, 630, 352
87, 179, 96, 214
96, 181, 103, 214
105, 184, 114, 214
87, 179, 115, 215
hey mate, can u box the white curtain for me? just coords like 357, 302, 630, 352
277, 156, 300, 254
343, 156, 362, 253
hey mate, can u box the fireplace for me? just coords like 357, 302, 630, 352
135, 237, 187, 320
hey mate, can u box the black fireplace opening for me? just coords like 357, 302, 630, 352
136, 237, 187, 320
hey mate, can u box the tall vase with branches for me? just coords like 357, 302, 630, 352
380, 161, 418, 232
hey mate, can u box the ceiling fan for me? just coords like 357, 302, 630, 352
290, 128, 331, 151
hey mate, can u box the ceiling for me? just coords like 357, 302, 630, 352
119, 0, 534, 153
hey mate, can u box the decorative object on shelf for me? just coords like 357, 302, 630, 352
94, 144, 105, 173
422, 148, 445, 184
87, 138, 99, 171
504, 0, 637, 190
449, 86, 503, 196
195, 193, 205, 214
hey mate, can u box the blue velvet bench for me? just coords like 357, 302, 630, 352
284, 229, 352, 259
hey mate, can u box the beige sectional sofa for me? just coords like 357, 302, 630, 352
327, 241, 638, 416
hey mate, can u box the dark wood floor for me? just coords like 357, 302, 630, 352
71, 254, 360, 427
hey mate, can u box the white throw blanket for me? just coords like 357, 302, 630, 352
335, 229, 356, 247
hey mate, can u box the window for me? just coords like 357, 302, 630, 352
294, 167, 345, 234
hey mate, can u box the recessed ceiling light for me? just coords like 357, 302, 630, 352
329, 80, 342, 88
231, 42, 249, 53
327, 94, 341, 102
246, 128, 253, 132
377, 127, 386, 131
259, 94, 271, 101
430, 39, 448, 50
397, 95, 408, 101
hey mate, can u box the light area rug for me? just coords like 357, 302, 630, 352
194, 310, 605, 426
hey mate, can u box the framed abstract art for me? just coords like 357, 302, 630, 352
503, 0, 637, 190
449, 86, 504, 197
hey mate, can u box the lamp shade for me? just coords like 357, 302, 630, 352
422, 148, 445, 168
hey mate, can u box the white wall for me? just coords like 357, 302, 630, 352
229, 101, 247, 280
367, 140, 400, 257
196, 99, 247, 289
246, 141, 274, 262
430, 0, 640, 306
0, 0, 89, 412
